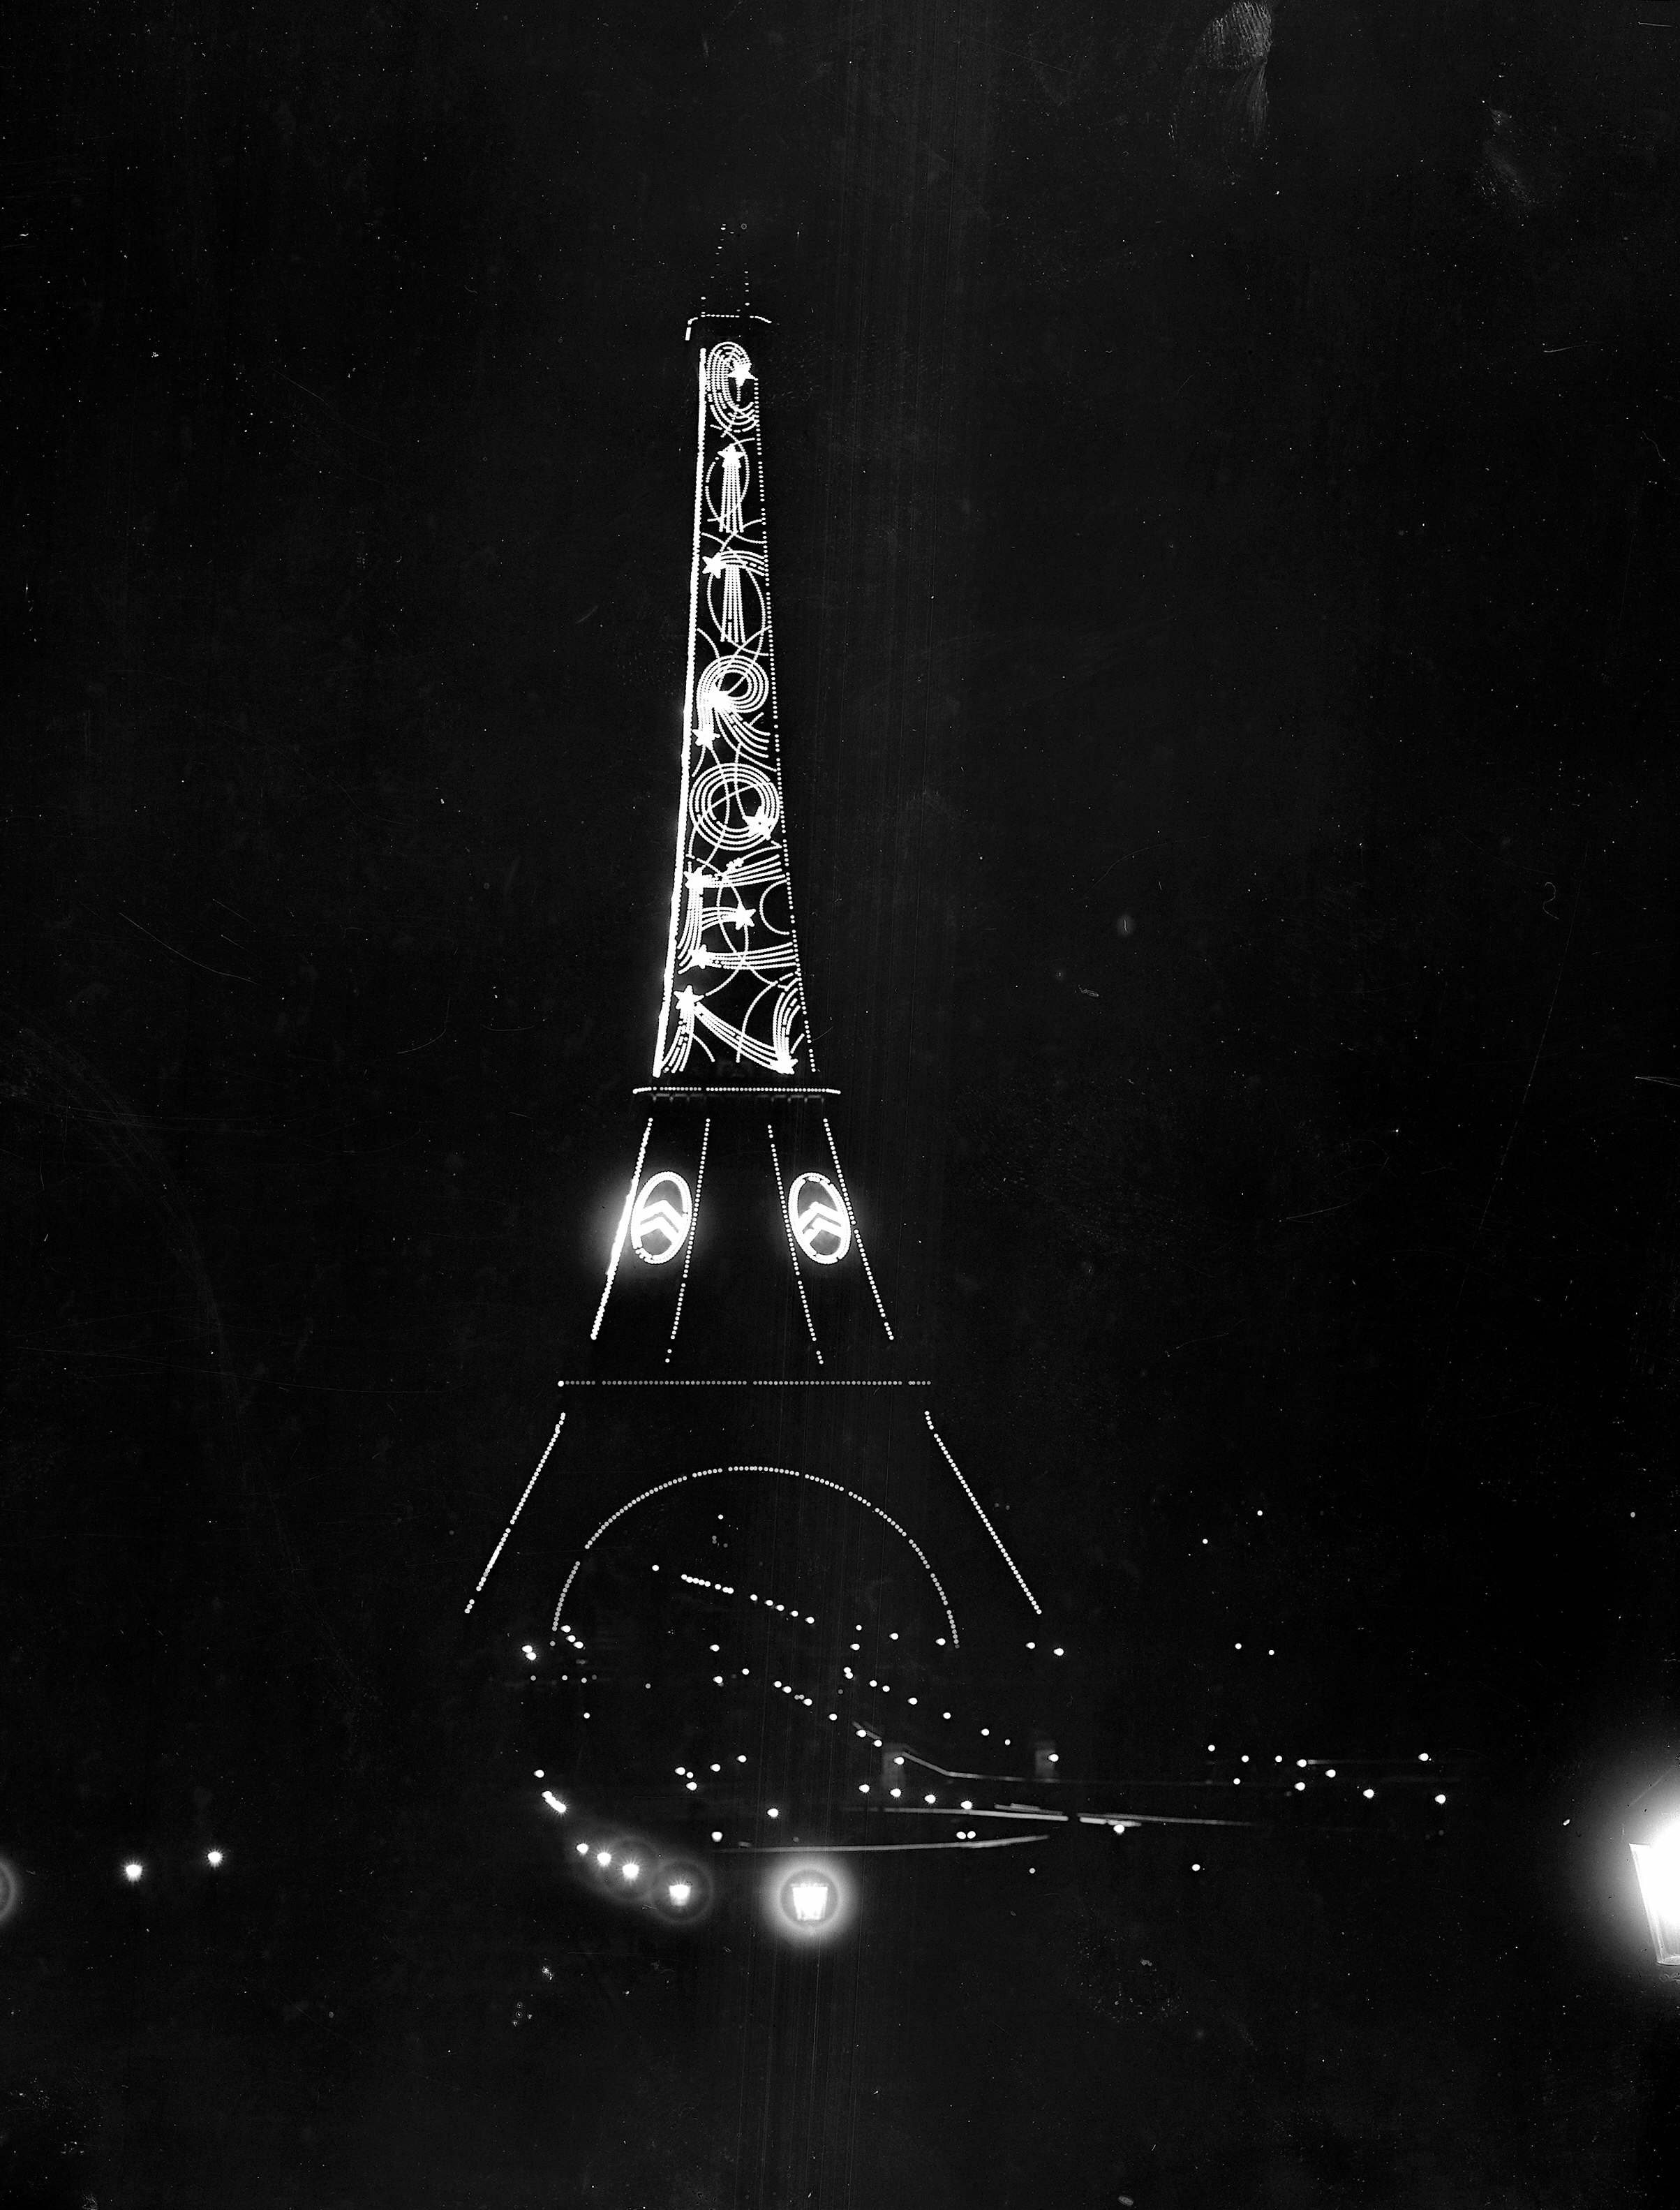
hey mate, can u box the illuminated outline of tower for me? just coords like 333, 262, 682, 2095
470, 313, 1047, 1882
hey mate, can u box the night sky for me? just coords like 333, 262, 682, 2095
6, 3, 1680, 2205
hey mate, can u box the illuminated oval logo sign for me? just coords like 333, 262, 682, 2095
630, 1171, 693, 1265
787, 1173, 850, 1266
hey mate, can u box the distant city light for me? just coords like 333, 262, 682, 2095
766, 1807, 780, 1819
667, 1881, 692, 1908
206, 1849, 224, 1868
595, 1850, 612, 1868
542, 1792, 568, 1816
1434, 1794, 1447, 1806
1419, 1753, 1430, 1763
123, 1862, 143, 1883
577, 1841, 590, 1855
1362, 1789, 1375, 1800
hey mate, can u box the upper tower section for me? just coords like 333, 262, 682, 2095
650, 320, 816, 1090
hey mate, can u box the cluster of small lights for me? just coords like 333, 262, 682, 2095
1209, 1745, 1449, 1807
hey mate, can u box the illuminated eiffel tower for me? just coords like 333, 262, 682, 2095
468, 312, 1062, 1938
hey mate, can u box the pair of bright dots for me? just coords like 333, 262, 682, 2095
124, 1852, 223, 1881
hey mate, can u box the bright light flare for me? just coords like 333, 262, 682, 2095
123, 1862, 143, 1884
1632, 1825, 1680, 1967
205, 1850, 224, 1868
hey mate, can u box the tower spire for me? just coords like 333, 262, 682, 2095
651, 325, 815, 1085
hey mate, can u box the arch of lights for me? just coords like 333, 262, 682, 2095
549, 1463, 960, 1649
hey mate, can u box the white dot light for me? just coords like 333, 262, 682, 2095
206, 1849, 224, 1868
123, 1862, 143, 1883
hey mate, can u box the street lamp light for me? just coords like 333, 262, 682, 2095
1631, 1823, 1680, 1971
783, 1873, 835, 1927
652, 1859, 712, 1924
764, 1856, 853, 1943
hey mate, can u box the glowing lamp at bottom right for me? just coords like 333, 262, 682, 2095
1630, 1827, 1680, 1969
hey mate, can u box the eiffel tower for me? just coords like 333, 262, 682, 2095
468, 311, 1062, 1938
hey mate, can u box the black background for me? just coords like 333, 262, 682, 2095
5, 3, 1680, 2204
